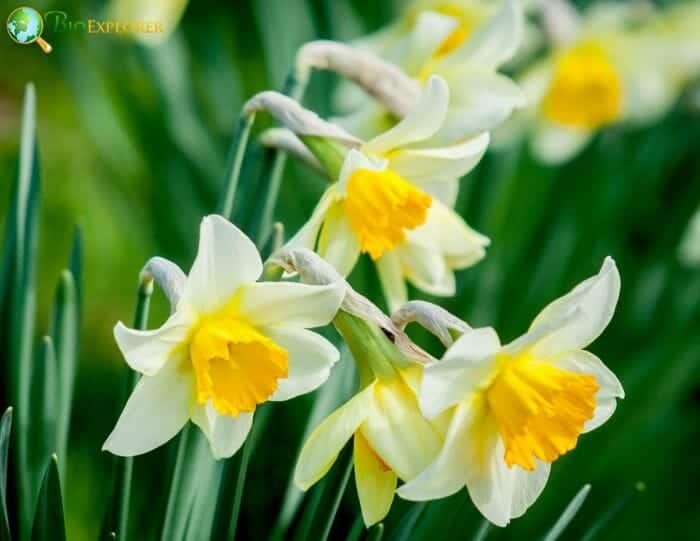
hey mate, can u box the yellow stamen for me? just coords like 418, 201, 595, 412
190, 317, 288, 417
344, 168, 432, 260
435, 26, 469, 57
486, 354, 599, 471
543, 42, 623, 129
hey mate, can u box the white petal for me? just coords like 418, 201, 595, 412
420, 328, 500, 419
191, 402, 253, 459
262, 326, 339, 401
354, 432, 397, 527
360, 379, 443, 481
337, 149, 386, 193
181, 215, 262, 313
284, 188, 339, 252
406, 200, 489, 263
401, 12, 459, 75
236, 280, 344, 328
546, 349, 624, 433
113, 309, 192, 376
396, 243, 454, 297
531, 257, 621, 356
442, 0, 523, 70
294, 382, 376, 490
388, 133, 490, 185
467, 432, 551, 527
365, 76, 449, 155
318, 204, 361, 276
530, 121, 592, 165
103, 356, 193, 456
375, 251, 408, 314
397, 401, 472, 501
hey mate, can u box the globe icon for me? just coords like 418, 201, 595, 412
7, 6, 43, 44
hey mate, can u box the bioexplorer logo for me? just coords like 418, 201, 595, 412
6, 6, 52, 53
6, 6, 165, 53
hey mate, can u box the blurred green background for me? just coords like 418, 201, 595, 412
0, 0, 699, 539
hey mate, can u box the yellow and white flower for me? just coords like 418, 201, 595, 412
495, 0, 684, 163
398, 257, 624, 526
293, 306, 447, 527
103, 215, 345, 459
308, 0, 526, 142
251, 77, 490, 311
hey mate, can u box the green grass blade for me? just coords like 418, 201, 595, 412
318, 455, 353, 541
390, 503, 427, 541
344, 516, 363, 541
471, 519, 490, 541
8, 82, 41, 539
0, 408, 12, 541
218, 115, 255, 220
30, 455, 65, 541
543, 484, 591, 541
50, 269, 78, 479
368, 523, 385, 541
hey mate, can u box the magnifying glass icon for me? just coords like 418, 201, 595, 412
7, 6, 52, 53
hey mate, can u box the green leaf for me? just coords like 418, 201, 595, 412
543, 484, 591, 541
390, 503, 427, 541
471, 519, 490, 541
368, 523, 385, 541
50, 269, 78, 478
318, 454, 353, 541
30, 455, 66, 541
7, 82, 41, 539
0, 408, 12, 541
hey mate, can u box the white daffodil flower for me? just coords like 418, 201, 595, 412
398, 257, 624, 526
289, 269, 447, 527
260, 76, 490, 312
103, 215, 345, 459
312, 0, 526, 143
494, 0, 684, 164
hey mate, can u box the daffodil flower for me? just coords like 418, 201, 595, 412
103, 215, 345, 459
494, 0, 681, 163
247, 76, 490, 311
301, 0, 525, 143
280, 249, 448, 527
397, 257, 624, 525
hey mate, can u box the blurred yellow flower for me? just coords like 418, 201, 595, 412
103, 215, 344, 459
399, 257, 624, 526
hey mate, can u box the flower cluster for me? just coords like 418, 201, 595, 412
102, 0, 696, 530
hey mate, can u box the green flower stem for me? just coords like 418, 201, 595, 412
218, 114, 255, 220
318, 455, 353, 541
116, 276, 153, 541
543, 484, 591, 541
254, 70, 308, 248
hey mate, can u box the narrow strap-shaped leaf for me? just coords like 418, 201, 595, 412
344, 516, 363, 541
580, 483, 645, 541
390, 503, 427, 541
50, 269, 78, 479
10, 82, 42, 539
471, 519, 490, 541
28, 338, 57, 475
543, 484, 591, 541
318, 454, 353, 541
30, 455, 66, 541
367, 523, 384, 541
0, 408, 12, 541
